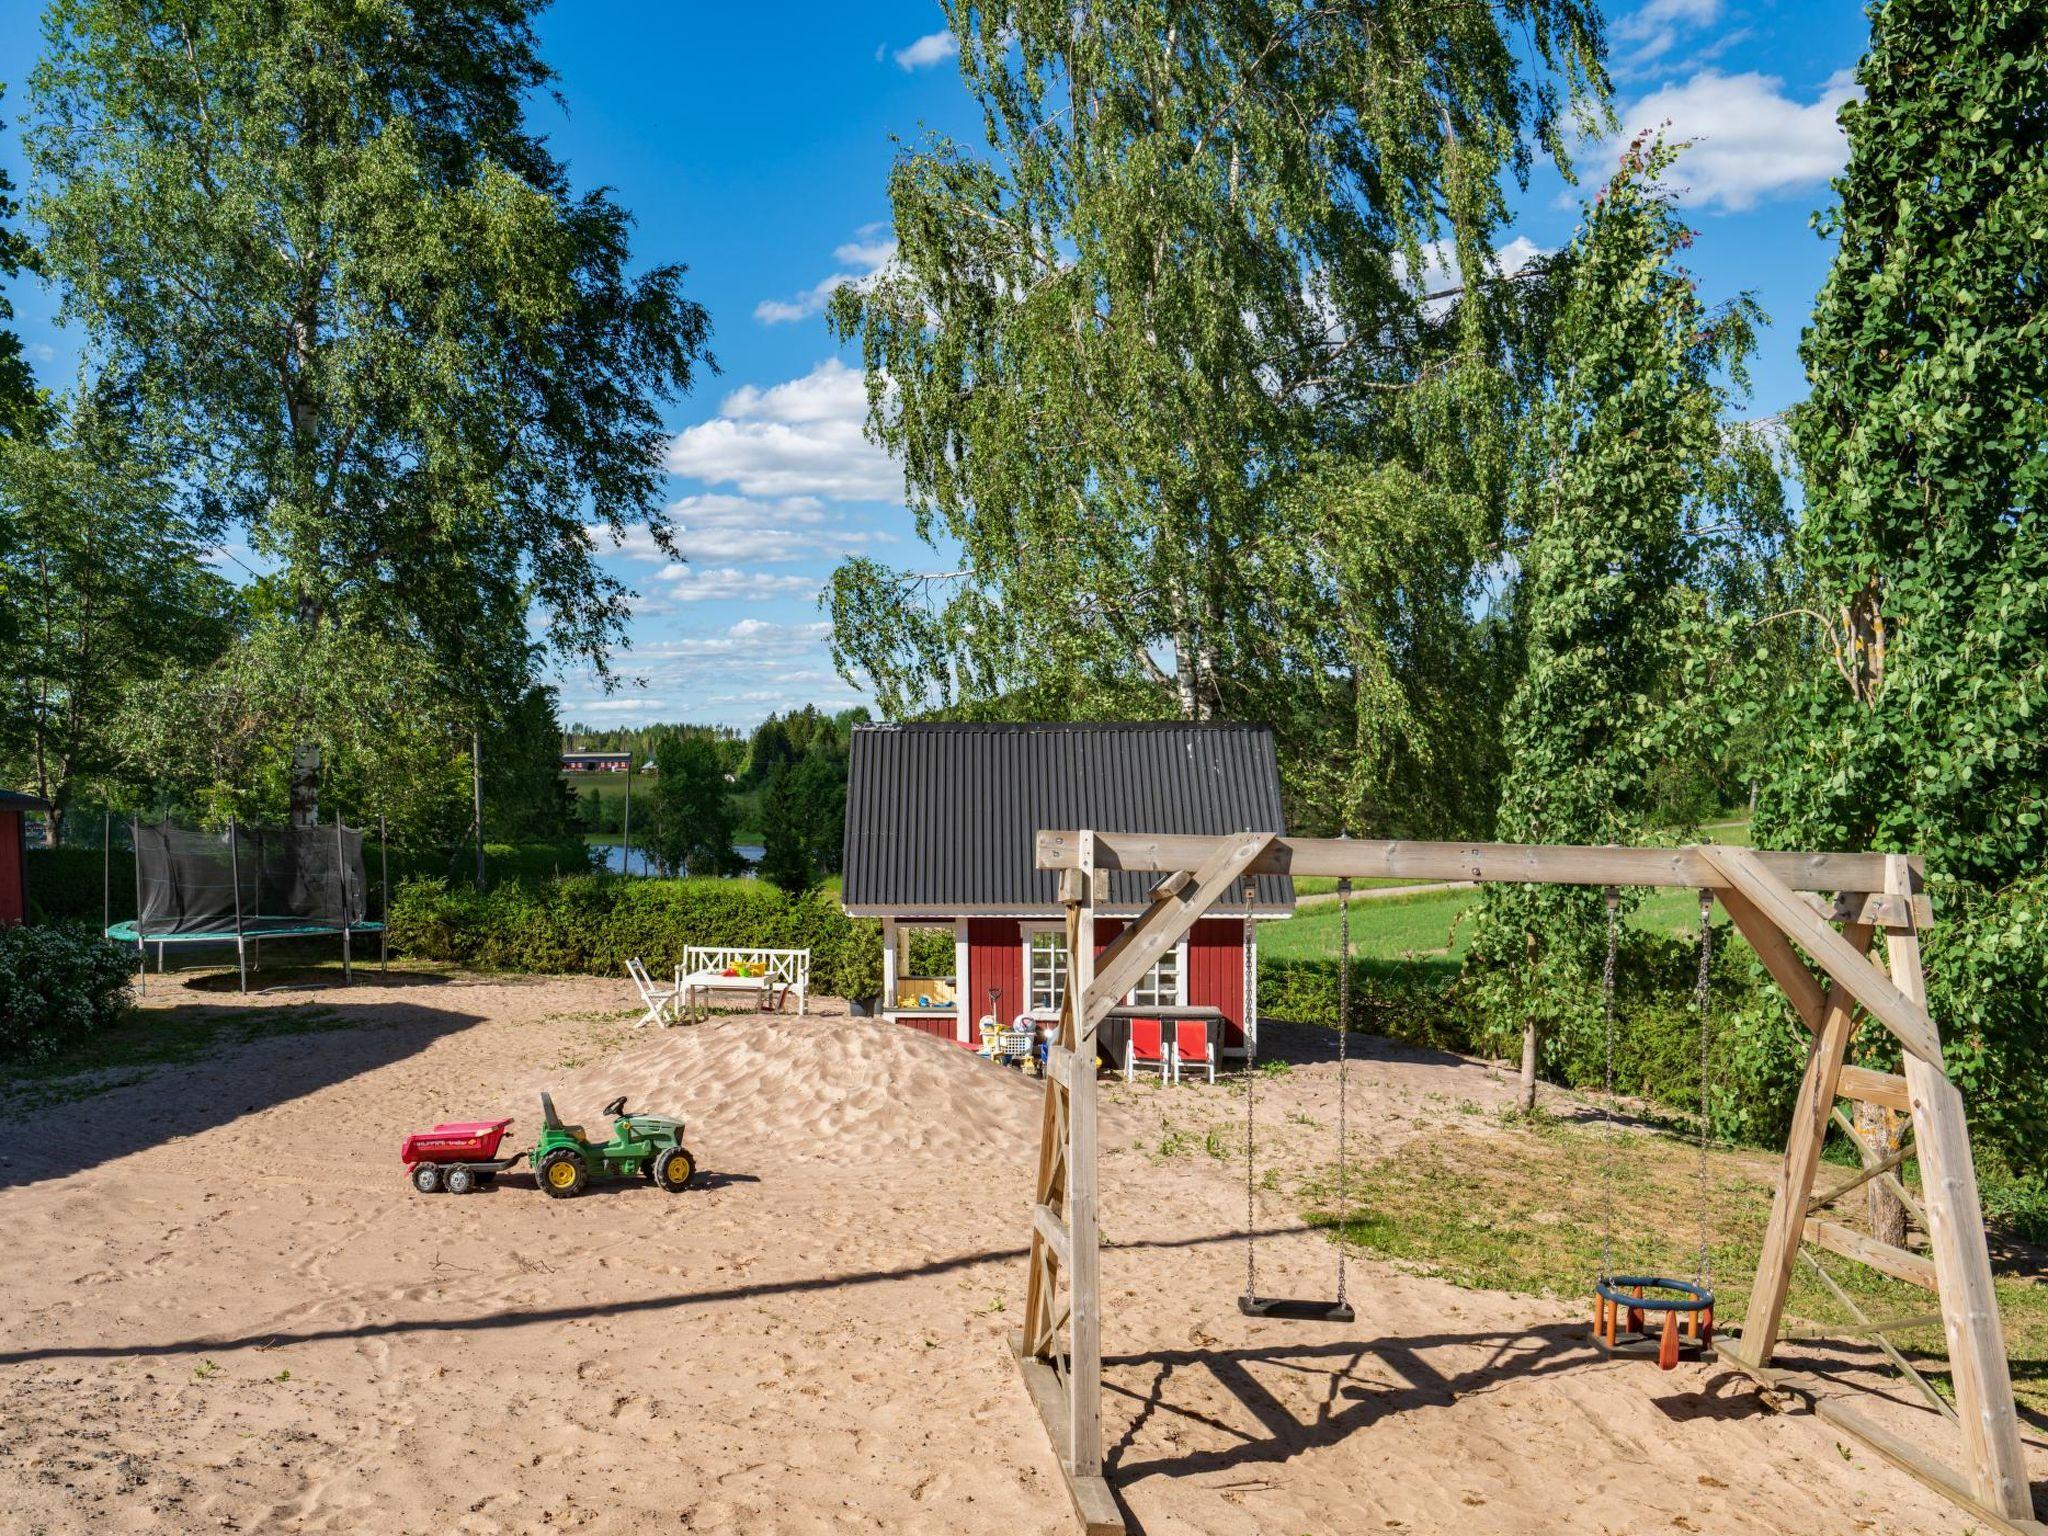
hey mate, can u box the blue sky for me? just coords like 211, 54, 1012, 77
0, 1, 1874, 729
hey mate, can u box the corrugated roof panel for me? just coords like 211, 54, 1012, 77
842, 722, 1292, 914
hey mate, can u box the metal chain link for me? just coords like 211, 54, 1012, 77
1695, 888, 1715, 1289
1599, 886, 1620, 1282
1242, 873, 1259, 1303
1335, 876, 1351, 1307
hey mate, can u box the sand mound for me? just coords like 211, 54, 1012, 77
539, 1012, 1045, 1166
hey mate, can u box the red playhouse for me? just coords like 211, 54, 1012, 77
0, 791, 48, 927
840, 723, 1294, 1061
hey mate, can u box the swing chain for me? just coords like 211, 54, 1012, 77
1599, 886, 1620, 1282
1695, 888, 1715, 1289
1335, 875, 1351, 1308
1243, 873, 1259, 1305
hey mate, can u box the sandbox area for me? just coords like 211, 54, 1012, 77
0, 971, 2026, 1534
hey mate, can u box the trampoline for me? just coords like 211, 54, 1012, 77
107, 817, 387, 990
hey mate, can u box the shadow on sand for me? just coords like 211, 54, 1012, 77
0, 993, 486, 1191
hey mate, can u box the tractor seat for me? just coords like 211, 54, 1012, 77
538, 1092, 589, 1143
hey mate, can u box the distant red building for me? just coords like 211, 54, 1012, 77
840, 723, 1293, 1057
0, 791, 48, 926
561, 752, 633, 774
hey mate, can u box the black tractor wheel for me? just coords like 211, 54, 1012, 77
653, 1146, 696, 1193
411, 1163, 442, 1194
538, 1149, 588, 1199
445, 1166, 476, 1196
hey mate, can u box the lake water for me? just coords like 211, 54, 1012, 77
590, 839, 765, 876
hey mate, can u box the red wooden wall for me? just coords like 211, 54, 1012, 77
0, 810, 23, 926
1187, 918, 1248, 1048
968, 918, 1023, 1026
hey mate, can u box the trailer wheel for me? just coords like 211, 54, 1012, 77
412, 1163, 442, 1194
538, 1149, 588, 1199
445, 1166, 476, 1196
653, 1146, 696, 1193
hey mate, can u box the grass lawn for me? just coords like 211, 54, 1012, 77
1301, 1106, 2048, 1414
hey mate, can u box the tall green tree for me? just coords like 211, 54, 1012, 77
0, 380, 236, 840
829, 1, 1604, 832
0, 86, 33, 438
24, 0, 713, 819
645, 731, 742, 878
1465, 137, 1772, 1111
1759, 7, 2048, 1187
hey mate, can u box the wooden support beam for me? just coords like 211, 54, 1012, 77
1732, 924, 1871, 1370
1698, 846, 1943, 1067
1033, 1204, 1073, 1269
1010, 1334, 1125, 1536
1803, 1218, 1939, 1290
1065, 834, 1103, 1479
1717, 882, 1827, 1029
1885, 855, 2033, 1520
1839, 1065, 1913, 1113
1035, 829, 1912, 898
1046, 1044, 1076, 1089
1798, 1246, 1957, 1424
1710, 1345, 2048, 1536
1808, 1138, 1916, 1215
1806, 889, 1935, 927
1830, 1105, 1928, 1224
1081, 833, 1274, 1035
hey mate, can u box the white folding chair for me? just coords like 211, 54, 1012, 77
627, 957, 679, 1029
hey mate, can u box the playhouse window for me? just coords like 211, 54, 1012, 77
1127, 946, 1180, 1010
1028, 929, 1068, 1013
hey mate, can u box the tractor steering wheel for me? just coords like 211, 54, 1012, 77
602, 1095, 628, 1118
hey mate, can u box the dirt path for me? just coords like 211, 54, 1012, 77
0, 971, 2018, 1534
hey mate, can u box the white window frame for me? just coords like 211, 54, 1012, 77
1022, 922, 1187, 1016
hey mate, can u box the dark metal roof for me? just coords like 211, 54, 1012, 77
0, 790, 50, 810
842, 722, 1293, 915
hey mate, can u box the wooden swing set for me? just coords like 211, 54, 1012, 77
1015, 828, 2040, 1536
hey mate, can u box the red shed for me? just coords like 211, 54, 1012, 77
841, 723, 1292, 1056
0, 791, 49, 927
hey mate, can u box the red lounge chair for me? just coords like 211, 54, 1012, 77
1173, 1020, 1215, 1084
1124, 1017, 1169, 1082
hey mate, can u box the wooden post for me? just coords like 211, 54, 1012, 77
1886, 855, 2031, 1520
1067, 833, 1102, 1478
1730, 924, 1870, 1368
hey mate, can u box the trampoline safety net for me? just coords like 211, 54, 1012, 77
134, 820, 370, 938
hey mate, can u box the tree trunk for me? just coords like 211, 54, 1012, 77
289, 744, 321, 827
471, 728, 486, 893
1517, 929, 1539, 1114
1859, 1102, 1909, 1246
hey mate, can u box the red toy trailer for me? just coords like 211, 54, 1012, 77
402, 1118, 518, 1194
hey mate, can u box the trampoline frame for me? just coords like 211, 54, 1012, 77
107, 813, 389, 991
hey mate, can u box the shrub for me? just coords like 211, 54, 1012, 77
387, 873, 881, 999
0, 923, 135, 1061
1257, 958, 1469, 1053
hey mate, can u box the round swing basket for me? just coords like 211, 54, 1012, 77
1591, 1275, 1715, 1371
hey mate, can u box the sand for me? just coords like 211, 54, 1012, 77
0, 968, 2029, 1534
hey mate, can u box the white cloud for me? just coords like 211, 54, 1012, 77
555, 619, 865, 728
755, 227, 899, 325
654, 566, 822, 603
664, 358, 899, 502
891, 30, 955, 71
1613, 0, 1721, 69
592, 495, 883, 567
1609, 69, 1857, 212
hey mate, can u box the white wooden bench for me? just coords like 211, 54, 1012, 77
675, 946, 810, 1020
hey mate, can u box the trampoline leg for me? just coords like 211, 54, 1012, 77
157, 942, 165, 974
342, 926, 352, 986
236, 937, 247, 994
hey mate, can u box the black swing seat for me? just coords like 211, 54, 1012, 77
1239, 1294, 1356, 1323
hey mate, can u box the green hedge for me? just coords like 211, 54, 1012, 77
1260, 935, 1803, 1147
24, 838, 596, 924
0, 923, 134, 1061
387, 873, 881, 1000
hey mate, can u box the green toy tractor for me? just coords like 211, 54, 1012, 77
531, 1092, 696, 1198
